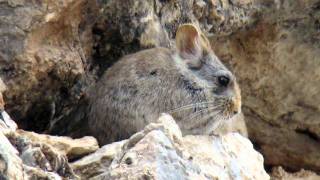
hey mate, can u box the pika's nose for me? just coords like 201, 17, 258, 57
231, 83, 241, 115
230, 103, 241, 116
233, 110, 239, 115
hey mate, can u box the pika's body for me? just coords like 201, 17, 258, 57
88, 24, 241, 144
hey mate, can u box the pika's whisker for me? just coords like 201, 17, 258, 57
183, 105, 223, 123
199, 110, 221, 123
168, 101, 216, 113
168, 101, 222, 114
185, 109, 222, 131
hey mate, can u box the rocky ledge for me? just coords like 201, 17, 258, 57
1, 0, 320, 178
0, 112, 269, 179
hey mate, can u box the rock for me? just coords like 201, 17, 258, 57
0, 93, 4, 111
0, 78, 6, 111
210, 0, 320, 172
71, 140, 127, 179
0, 106, 102, 180
93, 0, 258, 76
0, 0, 99, 131
0, 132, 24, 180
0, 78, 6, 93
72, 114, 269, 180
23, 165, 64, 180
0, 110, 18, 131
5, 131, 79, 179
15, 130, 99, 160
271, 166, 320, 180
0, 83, 17, 131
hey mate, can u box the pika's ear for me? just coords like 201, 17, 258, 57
176, 24, 203, 67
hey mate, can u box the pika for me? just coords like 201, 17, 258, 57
88, 24, 241, 145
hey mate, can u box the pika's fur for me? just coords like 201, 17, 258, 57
88, 24, 241, 145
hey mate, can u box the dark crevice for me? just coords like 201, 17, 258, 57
92, 25, 142, 77
295, 128, 319, 142
251, 140, 262, 152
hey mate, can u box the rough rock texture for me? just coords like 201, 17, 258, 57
0, 110, 17, 131
0, 78, 6, 110
0, 83, 17, 131
0, 112, 268, 179
71, 140, 127, 179
271, 166, 320, 180
0, 130, 78, 179
0, 0, 98, 131
0, 127, 100, 179
15, 130, 99, 160
72, 114, 269, 180
93, 0, 258, 75
0, 109, 95, 179
0, 0, 258, 136
2, 0, 320, 176
0, 132, 24, 179
210, 0, 320, 172
6, 131, 78, 179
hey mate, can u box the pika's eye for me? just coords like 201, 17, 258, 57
217, 75, 230, 87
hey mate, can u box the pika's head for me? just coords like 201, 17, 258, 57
172, 24, 241, 133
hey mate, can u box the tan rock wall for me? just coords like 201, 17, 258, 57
211, 0, 320, 172
0, 0, 97, 129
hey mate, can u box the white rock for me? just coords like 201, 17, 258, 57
0, 110, 18, 131
0, 132, 25, 179
183, 134, 269, 179
72, 140, 127, 179
16, 130, 99, 159
73, 114, 270, 180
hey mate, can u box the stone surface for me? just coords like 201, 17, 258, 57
0, 78, 6, 93
72, 114, 269, 180
0, 82, 17, 131
15, 130, 99, 160
71, 140, 127, 179
6, 131, 79, 179
0, 0, 98, 131
210, 0, 320, 172
271, 166, 320, 180
0, 126, 108, 179
1, 128, 79, 180
0, 132, 24, 180
0, 93, 4, 111
0, 110, 18, 131
93, 0, 258, 75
